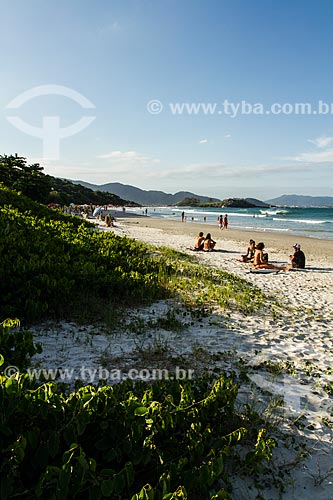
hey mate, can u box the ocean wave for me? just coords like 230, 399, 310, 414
232, 225, 289, 232
273, 218, 330, 225
260, 209, 289, 215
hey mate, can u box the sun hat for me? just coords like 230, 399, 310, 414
293, 243, 298, 247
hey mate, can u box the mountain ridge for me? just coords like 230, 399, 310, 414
266, 194, 333, 207
70, 180, 221, 205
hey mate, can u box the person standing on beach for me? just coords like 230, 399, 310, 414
223, 214, 228, 229
218, 214, 223, 229
181, 211, 185, 222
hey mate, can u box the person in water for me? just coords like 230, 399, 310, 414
194, 232, 205, 250
203, 233, 216, 252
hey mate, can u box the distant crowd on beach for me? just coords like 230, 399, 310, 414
191, 232, 306, 271
181, 211, 229, 229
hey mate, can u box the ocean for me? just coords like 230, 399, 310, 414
125, 205, 333, 240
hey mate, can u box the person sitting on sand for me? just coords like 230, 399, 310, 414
203, 233, 216, 252
290, 243, 305, 269
194, 232, 205, 251
253, 242, 287, 270
241, 239, 256, 262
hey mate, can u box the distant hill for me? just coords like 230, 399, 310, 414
70, 180, 220, 206
266, 194, 333, 207
0, 154, 133, 206
245, 198, 272, 208
176, 197, 271, 208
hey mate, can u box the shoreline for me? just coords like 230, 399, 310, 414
117, 205, 333, 242
112, 215, 332, 263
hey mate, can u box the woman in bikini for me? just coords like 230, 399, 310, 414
203, 233, 216, 252
241, 239, 256, 262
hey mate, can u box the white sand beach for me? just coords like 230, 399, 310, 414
31, 216, 333, 499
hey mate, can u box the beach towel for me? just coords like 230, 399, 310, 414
249, 268, 282, 274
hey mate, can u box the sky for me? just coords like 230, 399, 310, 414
1, 0, 333, 200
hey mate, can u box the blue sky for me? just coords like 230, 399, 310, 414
1, 0, 333, 199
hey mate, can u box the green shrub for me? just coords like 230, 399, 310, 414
0, 188, 168, 321
0, 368, 275, 499
0, 319, 42, 370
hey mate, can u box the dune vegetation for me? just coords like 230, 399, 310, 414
0, 161, 278, 499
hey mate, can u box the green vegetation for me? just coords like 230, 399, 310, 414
0, 185, 166, 322
0, 154, 135, 205
156, 247, 268, 315
175, 198, 271, 209
0, 160, 284, 498
0, 319, 42, 370
175, 197, 200, 206
0, 184, 270, 323
0, 323, 275, 500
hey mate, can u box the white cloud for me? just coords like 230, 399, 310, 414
224, 134, 232, 139
137, 161, 317, 181
286, 135, 333, 163
198, 139, 208, 144
292, 149, 333, 163
308, 136, 333, 148
97, 150, 160, 163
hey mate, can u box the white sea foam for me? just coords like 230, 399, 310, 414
260, 209, 289, 215
274, 218, 329, 225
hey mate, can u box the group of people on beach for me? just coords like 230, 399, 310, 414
241, 239, 306, 270
218, 214, 228, 229
181, 212, 229, 229
192, 231, 306, 270
193, 232, 216, 252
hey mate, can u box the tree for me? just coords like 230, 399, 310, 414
0, 154, 51, 203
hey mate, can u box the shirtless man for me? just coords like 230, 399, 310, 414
194, 232, 205, 250
253, 243, 287, 270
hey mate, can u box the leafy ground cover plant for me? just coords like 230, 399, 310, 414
0, 187, 169, 321
0, 318, 42, 369
0, 355, 275, 499
154, 247, 270, 315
